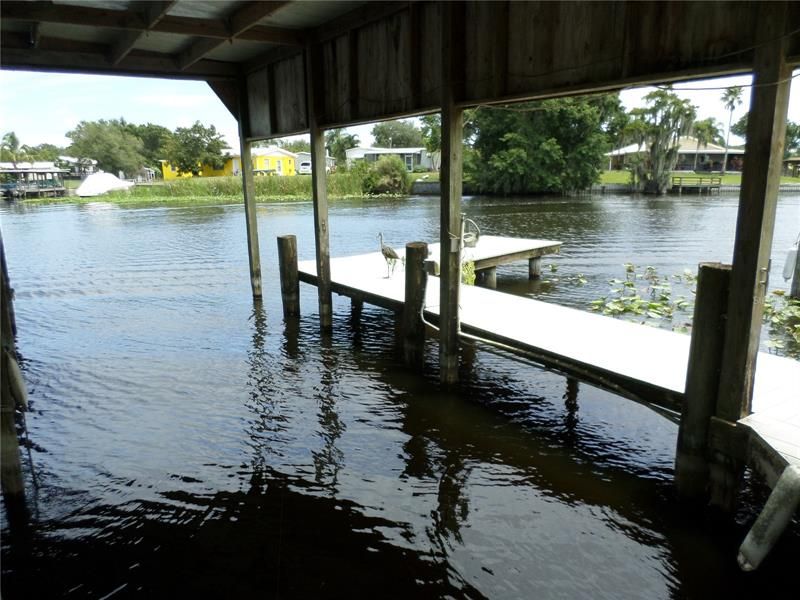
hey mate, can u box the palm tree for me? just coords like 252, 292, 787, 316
691, 118, 722, 170
325, 128, 359, 168
1, 132, 22, 166
721, 86, 743, 174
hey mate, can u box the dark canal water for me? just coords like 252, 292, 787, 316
1, 193, 799, 599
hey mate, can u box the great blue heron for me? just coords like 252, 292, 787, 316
377, 232, 399, 277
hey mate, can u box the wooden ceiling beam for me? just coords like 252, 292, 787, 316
1, 1, 304, 46
177, 1, 291, 71
0, 32, 238, 80
110, 1, 176, 66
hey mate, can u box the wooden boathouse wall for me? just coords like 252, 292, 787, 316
240, 1, 800, 139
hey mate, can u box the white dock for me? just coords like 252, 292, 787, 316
298, 244, 800, 485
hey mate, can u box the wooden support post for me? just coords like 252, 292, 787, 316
1, 244, 26, 524
237, 77, 262, 299
305, 43, 332, 331
716, 14, 791, 423
712, 10, 790, 511
675, 263, 731, 501
403, 242, 428, 369
277, 235, 300, 318
439, 2, 464, 386
529, 257, 542, 280
475, 267, 496, 289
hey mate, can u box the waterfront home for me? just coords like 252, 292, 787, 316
345, 146, 438, 172
606, 136, 746, 171
160, 146, 297, 180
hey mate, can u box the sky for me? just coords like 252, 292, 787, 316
1, 69, 798, 153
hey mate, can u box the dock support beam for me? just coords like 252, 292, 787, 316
403, 242, 428, 369
713, 11, 790, 510
439, 2, 464, 386
675, 263, 731, 501
277, 235, 300, 318
306, 43, 332, 331
237, 78, 262, 299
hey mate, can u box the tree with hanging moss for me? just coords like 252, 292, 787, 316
626, 89, 697, 194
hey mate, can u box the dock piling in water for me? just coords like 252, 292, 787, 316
403, 242, 428, 369
675, 262, 731, 501
277, 235, 300, 318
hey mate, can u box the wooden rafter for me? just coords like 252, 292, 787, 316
1, 1, 305, 46
110, 1, 175, 66
178, 1, 290, 70
1, 32, 237, 80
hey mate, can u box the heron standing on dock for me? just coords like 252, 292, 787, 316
378, 233, 399, 277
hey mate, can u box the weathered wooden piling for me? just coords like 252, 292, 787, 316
305, 43, 332, 332
237, 77, 262, 299
277, 235, 300, 317
1, 241, 26, 521
402, 242, 428, 369
438, 1, 464, 386
528, 258, 542, 280
713, 21, 791, 511
675, 262, 731, 501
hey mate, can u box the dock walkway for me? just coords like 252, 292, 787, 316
298, 246, 800, 481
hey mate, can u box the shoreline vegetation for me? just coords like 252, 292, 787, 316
13, 169, 800, 206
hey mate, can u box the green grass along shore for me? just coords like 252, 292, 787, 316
21, 169, 800, 206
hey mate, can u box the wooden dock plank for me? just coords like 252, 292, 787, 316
298, 246, 800, 478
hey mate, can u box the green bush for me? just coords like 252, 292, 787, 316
362, 156, 410, 195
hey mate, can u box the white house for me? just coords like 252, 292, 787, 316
606, 136, 746, 171
58, 155, 98, 176
345, 146, 437, 171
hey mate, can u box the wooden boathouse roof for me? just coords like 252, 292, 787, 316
3, 1, 800, 137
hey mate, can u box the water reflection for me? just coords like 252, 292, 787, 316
312, 335, 345, 490
563, 378, 580, 437
3, 469, 484, 598
244, 300, 288, 463
2, 195, 799, 599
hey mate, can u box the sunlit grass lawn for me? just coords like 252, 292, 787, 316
599, 170, 800, 186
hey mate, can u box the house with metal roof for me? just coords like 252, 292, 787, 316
606, 136, 747, 171
345, 146, 437, 172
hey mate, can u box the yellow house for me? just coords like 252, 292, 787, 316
244, 147, 297, 177
160, 147, 296, 180
159, 160, 194, 181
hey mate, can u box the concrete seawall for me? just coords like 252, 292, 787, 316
411, 180, 800, 196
